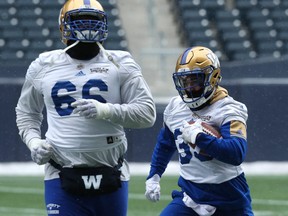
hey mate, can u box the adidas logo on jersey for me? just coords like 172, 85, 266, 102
75, 71, 86, 76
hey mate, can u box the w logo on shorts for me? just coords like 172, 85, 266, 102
81, 175, 103, 189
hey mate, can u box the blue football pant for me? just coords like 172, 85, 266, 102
160, 190, 254, 216
45, 178, 128, 216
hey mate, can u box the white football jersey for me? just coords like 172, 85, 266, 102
16, 49, 156, 180
164, 90, 248, 184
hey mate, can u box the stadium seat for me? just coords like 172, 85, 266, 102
200, 0, 225, 9
230, 51, 256, 61
234, 0, 258, 9
258, 0, 281, 8
14, 0, 39, 7
278, 29, 288, 41
252, 29, 277, 40
256, 41, 283, 53
2, 27, 25, 39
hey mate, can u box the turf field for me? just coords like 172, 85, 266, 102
0, 175, 287, 216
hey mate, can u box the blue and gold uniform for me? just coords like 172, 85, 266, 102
146, 46, 254, 216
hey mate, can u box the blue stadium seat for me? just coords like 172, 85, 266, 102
258, 0, 281, 8
235, 0, 258, 9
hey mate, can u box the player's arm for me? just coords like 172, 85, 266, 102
196, 120, 247, 166
147, 123, 177, 178
16, 63, 53, 165
108, 74, 156, 128
145, 123, 177, 202
16, 77, 44, 144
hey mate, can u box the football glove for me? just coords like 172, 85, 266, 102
145, 174, 161, 202
27, 138, 52, 165
180, 119, 203, 144
71, 99, 111, 119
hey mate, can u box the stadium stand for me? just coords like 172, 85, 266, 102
169, 0, 288, 62
0, 0, 128, 67
3, 0, 288, 66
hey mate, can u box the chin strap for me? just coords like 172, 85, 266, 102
63, 40, 80, 52
96, 42, 120, 69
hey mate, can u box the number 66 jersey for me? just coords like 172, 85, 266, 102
16, 49, 156, 180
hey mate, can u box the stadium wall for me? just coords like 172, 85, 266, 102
1, 58, 288, 162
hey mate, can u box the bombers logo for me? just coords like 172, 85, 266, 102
82, 175, 103, 189
207, 52, 220, 68
192, 113, 212, 121
90, 67, 109, 74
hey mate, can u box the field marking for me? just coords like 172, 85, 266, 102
253, 199, 288, 206
1, 185, 287, 207
0, 186, 42, 194
0, 206, 45, 216
1, 161, 288, 176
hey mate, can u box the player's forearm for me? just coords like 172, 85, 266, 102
16, 107, 43, 144
108, 99, 156, 128
197, 134, 247, 165
147, 144, 175, 179
147, 127, 177, 179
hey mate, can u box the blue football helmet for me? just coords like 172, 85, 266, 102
173, 46, 221, 109
59, 0, 108, 45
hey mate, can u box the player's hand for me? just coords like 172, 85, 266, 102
145, 174, 161, 202
71, 99, 111, 119
180, 119, 203, 144
27, 138, 52, 165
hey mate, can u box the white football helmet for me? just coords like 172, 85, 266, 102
173, 46, 222, 109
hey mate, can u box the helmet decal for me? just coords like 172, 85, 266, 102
207, 52, 220, 69
180, 48, 193, 65
84, 0, 91, 5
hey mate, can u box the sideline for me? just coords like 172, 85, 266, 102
0, 161, 288, 176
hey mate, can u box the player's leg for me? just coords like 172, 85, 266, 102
45, 178, 91, 216
45, 179, 128, 216
89, 181, 129, 216
160, 190, 198, 216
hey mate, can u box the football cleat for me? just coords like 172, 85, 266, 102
59, 0, 108, 45
173, 46, 222, 109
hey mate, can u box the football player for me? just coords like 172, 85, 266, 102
145, 46, 254, 216
15, 0, 156, 216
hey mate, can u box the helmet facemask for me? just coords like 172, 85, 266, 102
59, 0, 108, 45
173, 66, 218, 108
63, 9, 108, 43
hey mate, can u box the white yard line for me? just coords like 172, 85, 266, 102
0, 161, 288, 176
0, 185, 287, 208
0, 186, 42, 194
0, 207, 45, 216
